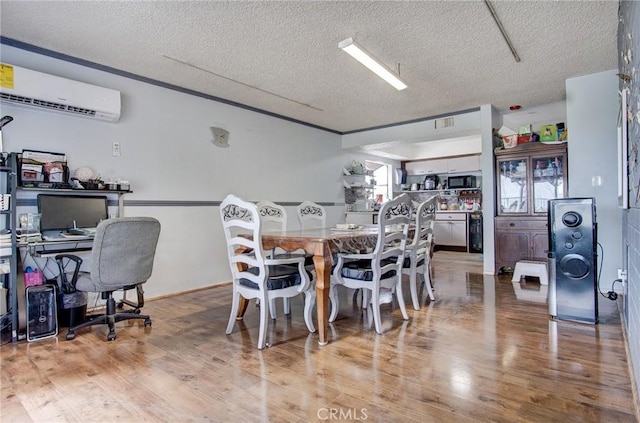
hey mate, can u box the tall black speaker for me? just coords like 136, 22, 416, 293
548, 198, 598, 324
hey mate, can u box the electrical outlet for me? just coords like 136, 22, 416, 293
112, 142, 121, 157
618, 268, 627, 281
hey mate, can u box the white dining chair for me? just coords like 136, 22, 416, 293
257, 200, 314, 319
296, 201, 326, 229
220, 194, 316, 349
402, 196, 437, 310
330, 194, 412, 334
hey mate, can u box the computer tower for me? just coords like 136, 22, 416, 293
26, 285, 58, 341
548, 198, 598, 324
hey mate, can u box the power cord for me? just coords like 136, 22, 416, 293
596, 242, 623, 301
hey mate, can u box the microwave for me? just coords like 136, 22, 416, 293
447, 175, 476, 189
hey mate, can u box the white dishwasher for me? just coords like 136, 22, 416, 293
434, 212, 467, 249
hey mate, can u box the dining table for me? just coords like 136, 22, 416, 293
236, 226, 379, 345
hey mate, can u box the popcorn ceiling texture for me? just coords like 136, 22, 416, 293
0, 1, 618, 133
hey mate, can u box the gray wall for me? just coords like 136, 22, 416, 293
566, 70, 621, 289
0, 44, 398, 299
619, 0, 640, 413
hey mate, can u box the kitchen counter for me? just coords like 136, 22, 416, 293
345, 211, 377, 225
436, 210, 481, 213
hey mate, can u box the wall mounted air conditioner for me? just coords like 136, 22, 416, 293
0, 63, 121, 122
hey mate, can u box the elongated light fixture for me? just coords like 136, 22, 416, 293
338, 37, 407, 91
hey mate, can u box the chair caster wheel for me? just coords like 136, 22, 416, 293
116, 302, 124, 309
134, 309, 141, 314
144, 319, 152, 327
107, 332, 116, 341
66, 331, 76, 340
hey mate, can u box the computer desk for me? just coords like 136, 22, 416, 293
17, 238, 143, 338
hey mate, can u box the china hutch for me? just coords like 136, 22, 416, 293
494, 142, 567, 273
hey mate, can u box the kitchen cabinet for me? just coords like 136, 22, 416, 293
405, 158, 448, 175
494, 217, 548, 271
494, 142, 567, 273
404, 154, 480, 175
447, 155, 481, 173
434, 212, 467, 251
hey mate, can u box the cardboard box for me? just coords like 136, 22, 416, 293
517, 134, 531, 144
540, 125, 557, 142
502, 134, 518, 149
556, 123, 566, 141
518, 124, 532, 135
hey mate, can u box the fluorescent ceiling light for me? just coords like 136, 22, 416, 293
339, 37, 407, 91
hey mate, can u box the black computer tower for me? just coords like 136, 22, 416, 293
26, 285, 58, 341
468, 213, 483, 253
548, 198, 598, 324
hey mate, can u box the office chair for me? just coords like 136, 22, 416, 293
56, 217, 161, 341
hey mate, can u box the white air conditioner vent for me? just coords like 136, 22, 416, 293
435, 117, 455, 129
0, 93, 98, 118
0, 63, 121, 122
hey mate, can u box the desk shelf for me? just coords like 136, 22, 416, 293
1, 154, 19, 343
4, 155, 132, 342
18, 187, 132, 194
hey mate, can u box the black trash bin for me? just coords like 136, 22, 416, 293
57, 291, 88, 328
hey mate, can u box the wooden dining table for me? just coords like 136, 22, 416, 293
236, 226, 379, 345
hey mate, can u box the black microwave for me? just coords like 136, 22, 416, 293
447, 175, 476, 189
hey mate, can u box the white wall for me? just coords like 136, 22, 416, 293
502, 101, 567, 134
480, 104, 501, 274
341, 110, 482, 150
1, 45, 397, 299
566, 70, 621, 289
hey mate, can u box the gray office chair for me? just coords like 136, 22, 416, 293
56, 217, 161, 341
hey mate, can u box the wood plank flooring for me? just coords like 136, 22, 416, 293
1, 251, 637, 422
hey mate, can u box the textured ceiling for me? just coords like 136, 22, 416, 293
0, 1, 619, 133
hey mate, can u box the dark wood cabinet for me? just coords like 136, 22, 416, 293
494, 142, 567, 272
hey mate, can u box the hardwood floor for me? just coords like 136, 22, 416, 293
1, 251, 637, 422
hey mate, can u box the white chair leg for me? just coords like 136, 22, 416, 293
269, 299, 278, 320
422, 268, 435, 301
329, 285, 339, 322
303, 290, 316, 333
409, 270, 420, 310
395, 278, 409, 320
370, 289, 383, 334
258, 294, 270, 349
226, 291, 240, 334
283, 298, 291, 315
362, 289, 370, 309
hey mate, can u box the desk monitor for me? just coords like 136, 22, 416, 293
37, 194, 108, 232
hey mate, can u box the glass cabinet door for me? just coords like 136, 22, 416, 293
532, 155, 564, 213
497, 158, 528, 214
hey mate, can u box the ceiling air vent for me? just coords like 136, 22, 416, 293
435, 117, 454, 129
